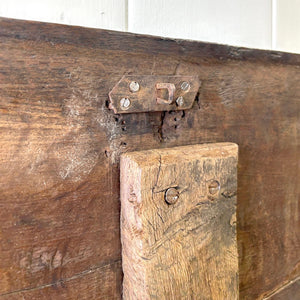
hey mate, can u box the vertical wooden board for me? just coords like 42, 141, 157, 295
121, 143, 238, 299
0, 260, 122, 300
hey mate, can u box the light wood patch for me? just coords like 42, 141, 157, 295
121, 143, 238, 299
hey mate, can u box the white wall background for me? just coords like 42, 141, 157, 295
0, 0, 299, 54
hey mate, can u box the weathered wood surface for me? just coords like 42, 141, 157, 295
121, 143, 238, 299
0, 260, 122, 299
0, 17, 299, 299
264, 277, 300, 300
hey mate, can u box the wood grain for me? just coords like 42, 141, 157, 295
0, 17, 299, 299
0, 260, 122, 300
121, 143, 238, 299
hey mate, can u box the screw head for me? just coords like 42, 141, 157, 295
120, 97, 131, 110
181, 81, 190, 91
129, 81, 140, 92
165, 188, 179, 205
208, 180, 220, 195
176, 96, 184, 107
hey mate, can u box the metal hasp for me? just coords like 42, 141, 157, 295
108, 75, 201, 114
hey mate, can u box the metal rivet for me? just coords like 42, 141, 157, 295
208, 180, 220, 195
120, 98, 131, 110
129, 81, 140, 92
165, 188, 179, 205
181, 81, 190, 91
176, 96, 184, 107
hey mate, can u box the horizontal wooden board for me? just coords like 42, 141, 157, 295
0, 17, 299, 299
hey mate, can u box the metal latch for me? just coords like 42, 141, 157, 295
108, 75, 201, 114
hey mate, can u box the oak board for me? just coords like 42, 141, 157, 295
0, 17, 299, 299
121, 143, 238, 299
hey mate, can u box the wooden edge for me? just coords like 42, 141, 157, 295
0, 17, 299, 66
121, 142, 238, 167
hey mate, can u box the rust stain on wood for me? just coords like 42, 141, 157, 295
108, 75, 201, 114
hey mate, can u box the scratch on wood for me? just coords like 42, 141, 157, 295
0, 259, 121, 297
262, 275, 300, 299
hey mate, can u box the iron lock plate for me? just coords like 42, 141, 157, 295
108, 75, 201, 114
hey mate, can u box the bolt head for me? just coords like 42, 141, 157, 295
208, 180, 220, 195
120, 97, 131, 110
129, 81, 140, 92
181, 81, 190, 91
165, 188, 179, 205
176, 96, 184, 107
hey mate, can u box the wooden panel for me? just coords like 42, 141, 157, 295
121, 143, 238, 299
0, 0, 127, 31
275, 0, 300, 54
128, 0, 272, 49
0, 260, 122, 299
0, 17, 299, 299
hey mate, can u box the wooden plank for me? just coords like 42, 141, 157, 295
263, 276, 300, 299
0, 260, 122, 300
0, 0, 127, 31
121, 143, 238, 299
0, 17, 299, 299
128, 0, 272, 49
